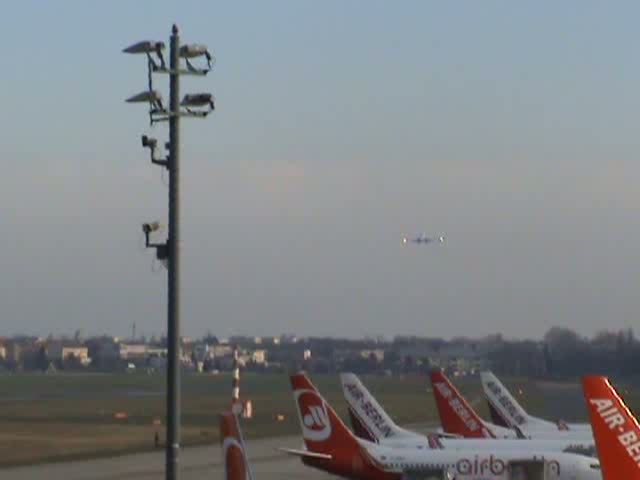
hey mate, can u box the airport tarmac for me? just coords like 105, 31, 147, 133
1, 433, 337, 480
2, 422, 440, 479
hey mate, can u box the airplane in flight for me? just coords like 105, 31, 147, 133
481, 371, 593, 436
285, 372, 601, 480
220, 411, 255, 480
582, 375, 638, 480
341, 371, 595, 454
402, 233, 445, 245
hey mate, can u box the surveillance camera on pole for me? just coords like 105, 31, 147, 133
142, 221, 168, 263
142, 221, 161, 234
124, 24, 215, 480
141, 135, 168, 168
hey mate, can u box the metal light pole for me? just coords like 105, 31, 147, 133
166, 26, 181, 479
124, 25, 215, 480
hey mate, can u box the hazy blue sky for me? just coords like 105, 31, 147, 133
2, 1, 639, 339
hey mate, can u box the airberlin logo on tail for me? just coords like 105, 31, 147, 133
590, 397, 640, 467
343, 382, 393, 438
294, 389, 332, 442
485, 381, 526, 426
433, 382, 488, 436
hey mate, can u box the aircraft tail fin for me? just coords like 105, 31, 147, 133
220, 412, 255, 480
430, 369, 495, 438
480, 371, 531, 429
289, 373, 387, 478
340, 372, 418, 443
583, 376, 640, 480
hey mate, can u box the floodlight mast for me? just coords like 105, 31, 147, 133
124, 24, 214, 480
166, 24, 181, 480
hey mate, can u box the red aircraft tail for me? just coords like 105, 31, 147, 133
583, 376, 640, 480
430, 370, 495, 438
288, 373, 396, 480
220, 412, 253, 480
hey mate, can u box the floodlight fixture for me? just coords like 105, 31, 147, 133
123, 40, 166, 54
181, 93, 214, 110
179, 44, 213, 72
126, 90, 165, 112
126, 89, 162, 104
123, 40, 166, 70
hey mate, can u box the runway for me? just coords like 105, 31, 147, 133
1, 434, 337, 480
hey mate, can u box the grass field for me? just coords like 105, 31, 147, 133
0, 372, 438, 466
1, 372, 637, 467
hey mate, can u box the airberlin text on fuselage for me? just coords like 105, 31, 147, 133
381, 455, 561, 477
590, 397, 640, 467
456, 456, 559, 476
344, 382, 393, 438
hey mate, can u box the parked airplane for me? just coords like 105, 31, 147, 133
481, 371, 592, 436
342, 372, 595, 454
285, 372, 601, 480
430, 370, 518, 439
220, 411, 255, 480
582, 375, 638, 480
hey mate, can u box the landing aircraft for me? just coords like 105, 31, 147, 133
481, 371, 592, 436
220, 412, 255, 480
285, 372, 601, 480
582, 376, 639, 480
342, 372, 595, 454
402, 234, 445, 245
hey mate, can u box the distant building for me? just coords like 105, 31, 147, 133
5, 341, 22, 366
252, 349, 267, 364
360, 349, 385, 363
212, 344, 233, 358
47, 343, 91, 366
118, 343, 167, 360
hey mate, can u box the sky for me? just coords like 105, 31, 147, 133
2, 1, 640, 340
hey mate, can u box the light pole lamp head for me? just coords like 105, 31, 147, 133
123, 40, 166, 55
126, 90, 163, 104
179, 44, 210, 59
180, 44, 214, 71
126, 90, 165, 113
181, 93, 215, 110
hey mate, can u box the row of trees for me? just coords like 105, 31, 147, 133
489, 327, 640, 378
